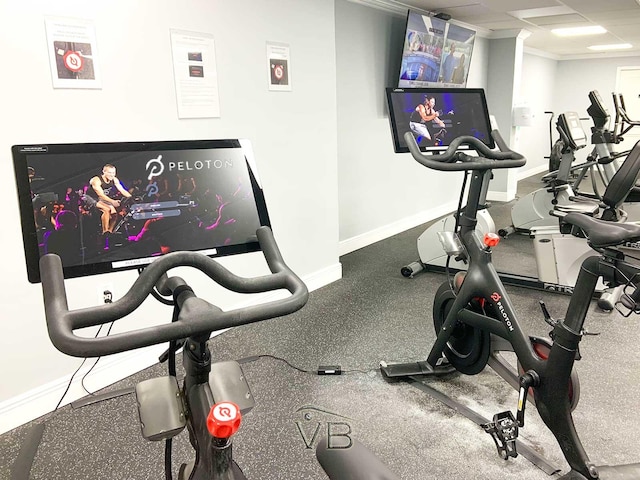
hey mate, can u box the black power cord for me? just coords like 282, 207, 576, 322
237, 354, 374, 376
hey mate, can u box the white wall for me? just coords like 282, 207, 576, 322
516, 53, 558, 178
467, 36, 489, 90
0, 0, 340, 433
335, 0, 491, 253
555, 56, 640, 117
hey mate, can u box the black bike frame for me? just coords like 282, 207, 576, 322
171, 283, 246, 480
39, 226, 309, 480
426, 168, 620, 479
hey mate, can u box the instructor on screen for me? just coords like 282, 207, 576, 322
409, 96, 446, 145
87, 164, 132, 235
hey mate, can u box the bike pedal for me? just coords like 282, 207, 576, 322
481, 411, 519, 460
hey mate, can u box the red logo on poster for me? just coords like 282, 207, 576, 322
274, 64, 284, 80
63, 51, 84, 72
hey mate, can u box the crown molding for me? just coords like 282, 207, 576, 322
523, 46, 560, 60
558, 51, 640, 61
345, 0, 415, 16
345, 0, 491, 36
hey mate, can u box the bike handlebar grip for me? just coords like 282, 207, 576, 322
40, 254, 72, 354
316, 437, 400, 480
40, 226, 309, 358
403, 130, 526, 171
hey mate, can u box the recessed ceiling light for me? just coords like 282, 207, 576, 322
588, 43, 633, 51
551, 25, 607, 36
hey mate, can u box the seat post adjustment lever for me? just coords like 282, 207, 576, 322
539, 300, 558, 327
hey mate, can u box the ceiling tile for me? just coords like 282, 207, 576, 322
560, 0, 639, 14
587, 9, 640, 24
485, 0, 561, 10
524, 13, 590, 26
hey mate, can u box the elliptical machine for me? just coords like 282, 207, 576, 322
383, 130, 640, 479
544, 91, 640, 208
499, 111, 590, 236
613, 91, 640, 145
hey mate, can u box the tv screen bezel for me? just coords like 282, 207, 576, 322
397, 10, 476, 89
13, 138, 271, 283
385, 87, 495, 154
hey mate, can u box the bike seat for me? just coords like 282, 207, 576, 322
563, 212, 640, 248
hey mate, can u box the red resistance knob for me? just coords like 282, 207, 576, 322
484, 232, 500, 248
206, 401, 242, 439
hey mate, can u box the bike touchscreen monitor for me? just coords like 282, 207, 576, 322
13, 139, 270, 283
385, 87, 494, 154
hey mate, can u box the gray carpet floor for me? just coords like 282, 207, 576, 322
2, 172, 639, 479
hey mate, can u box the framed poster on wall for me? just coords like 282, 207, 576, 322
45, 16, 102, 89
266, 42, 292, 92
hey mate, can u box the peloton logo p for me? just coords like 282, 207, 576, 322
145, 155, 165, 198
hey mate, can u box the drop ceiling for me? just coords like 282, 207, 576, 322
357, 0, 640, 59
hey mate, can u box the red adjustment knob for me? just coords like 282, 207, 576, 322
206, 402, 242, 439
484, 232, 500, 247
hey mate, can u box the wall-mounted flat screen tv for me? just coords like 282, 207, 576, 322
385, 87, 494, 153
13, 139, 270, 283
398, 10, 476, 88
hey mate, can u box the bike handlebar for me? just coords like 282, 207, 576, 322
41, 226, 309, 358
403, 130, 526, 171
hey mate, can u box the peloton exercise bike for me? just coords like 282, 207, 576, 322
13, 138, 309, 480
400, 111, 599, 296
402, 106, 640, 304
382, 130, 640, 479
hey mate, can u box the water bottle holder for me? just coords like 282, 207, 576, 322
437, 231, 464, 257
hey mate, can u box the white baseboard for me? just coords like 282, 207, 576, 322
338, 201, 458, 256
517, 164, 548, 181
486, 190, 514, 202
0, 263, 342, 435
0, 344, 167, 434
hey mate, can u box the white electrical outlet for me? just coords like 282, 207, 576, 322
97, 283, 114, 304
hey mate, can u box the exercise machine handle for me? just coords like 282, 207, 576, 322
403, 130, 526, 171
316, 437, 400, 480
40, 226, 309, 358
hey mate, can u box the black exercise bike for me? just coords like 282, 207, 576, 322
381, 130, 640, 479
39, 226, 308, 480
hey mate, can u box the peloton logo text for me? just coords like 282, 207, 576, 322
143, 154, 234, 198
168, 159, 233, 171
491, 293, 514, 332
